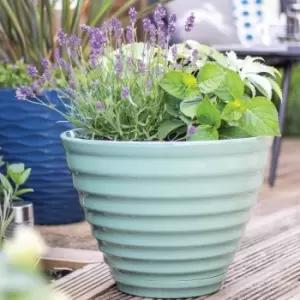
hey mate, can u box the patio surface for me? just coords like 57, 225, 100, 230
38, 138, 300, 250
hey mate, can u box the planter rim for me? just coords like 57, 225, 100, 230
61, 128, 270, 147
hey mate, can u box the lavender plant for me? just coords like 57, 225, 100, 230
16, 6, 281, 141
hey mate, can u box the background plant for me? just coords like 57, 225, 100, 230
0, 59, 31, 88
0, 0, 172, 66
0, 150, 33, 246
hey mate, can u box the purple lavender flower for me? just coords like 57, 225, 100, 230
121, 87, 130, 99
58, 58, 71, 73
187, 125, 196, 137
32, 81, 41, 91
185, 13, 195, 32
96, 101, 103, 112
90, 53, 97, 68
126, 26, 134, 43
80, 24, 91, 32
41, 58, 49, 69
67, 35, 81, 47
154, 5, 166, 24
157, 30, 166, 49
4, 57, 9, 64
111, 18, 122, 40
143, 18, 152, 32
128, 7, 137, 24
89, 28, 107, 55
146, 79, 152, 91
69, 79, 76, 89
54, 48, 60, 61
192, 49, 199, 63
27, 65, 38, 77
42, 68, 51, 81
57, 28, 67, 45
115, 55, 123, 78
168, 13, 177, 35
126, 57, 132, 68
16, 86, 34, 100
172, 45, 177, 60
138, 61, 146, 73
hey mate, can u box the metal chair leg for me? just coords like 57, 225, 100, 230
269, 62, 293, 187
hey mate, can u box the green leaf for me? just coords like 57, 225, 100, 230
215, 70, 244, 101
14, 188, 34, 197
220, 127, 252, 139
188, 125, 219, 141
247, 74, 272, 100
7, 163, 25, 185
8, 163, 24, 174
157, 120, 185, 140
160, 71, 200, 100
197, 63, 225, 93
0, 174, 12, 194
19, 168, 31, 185
180, 97, 202, 119
238, 97, 280, 136
196, 97, 221, 128
221, 101, 244, 122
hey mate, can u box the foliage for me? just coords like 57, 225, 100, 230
158, 41, 281, 140
16, 7, 281, 141
0, 151, 33, 246
0, 0, 172, 67
0, 59, 31, 88
1, 227, 70, 299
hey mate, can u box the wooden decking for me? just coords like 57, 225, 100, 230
52, 206, 300, 300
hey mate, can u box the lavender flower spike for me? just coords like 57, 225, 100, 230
16, 86, 34, 100
129, 7, 137, 24
121, 87, 130, 99
57, 28, 67, 45
168, 13, 177, 35
27, 65, 38, 77
96, 102, 103, 112
185, 13, 195, 32
143, 18, 152, 32
126, 26, 134, 43
187, 125, 196, 137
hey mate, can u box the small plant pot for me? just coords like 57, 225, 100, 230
61, 129, 271, 299
6, 200, 34, 238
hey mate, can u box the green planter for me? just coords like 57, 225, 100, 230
61, 129, 271, 299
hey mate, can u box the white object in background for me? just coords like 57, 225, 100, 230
232, 0, 280, 46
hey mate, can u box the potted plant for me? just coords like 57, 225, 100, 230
0, 0, 166, 224
17, 6, 282, 298
0, 151, 33, 246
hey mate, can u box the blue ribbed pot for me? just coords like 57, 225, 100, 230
0, 89, 84, 225
61, 129, 271, 299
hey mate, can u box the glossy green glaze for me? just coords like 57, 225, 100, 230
61, 129, 271, 299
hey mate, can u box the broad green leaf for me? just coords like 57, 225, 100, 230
160, 71, 200, 100
267, 77, 283, 100
197, 63, 225, 93
247, 74, 272, 100
165, 96, 181, 117
14, 188, 34, 197
215, 70, 244, 101
19, 168, 31, 185
221, 101, 244, 122
242, 61, 277, 78
238, 97, 280, 136
220, 127, 252, 139
157, 120, 185, 140
180, 97, 202, 119
8, 163, 25, 174
188, 125, 219, 141
196, 97, 221, 128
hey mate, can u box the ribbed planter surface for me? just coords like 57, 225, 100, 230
61, 129, 271, 298
0, 89, 84, 225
